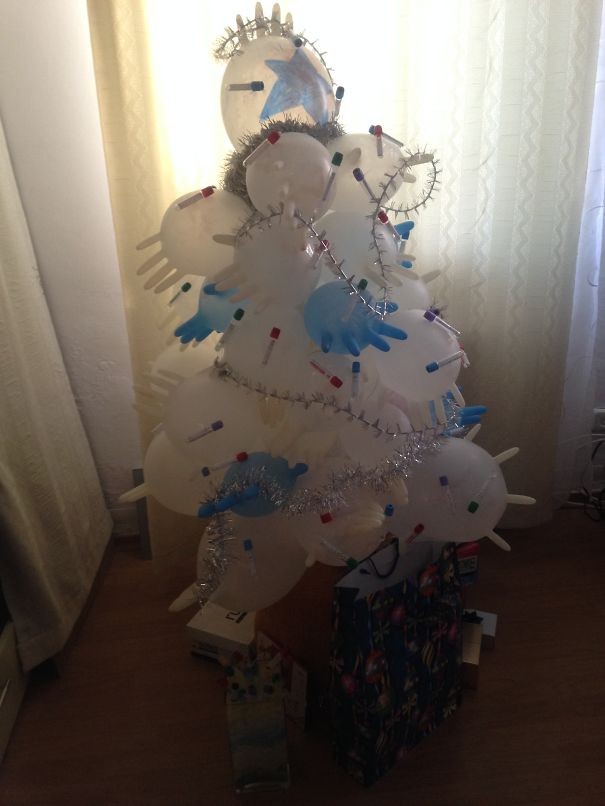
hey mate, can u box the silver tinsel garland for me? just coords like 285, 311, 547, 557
215, 358, 422, 438
195, 431, 443, 604
236, 208, 392, 317
196, 363, 466, 604
203, 363, 446, 516
197, 23, 447, 600
285, 431, 442, 516
212, 11, 335, 85
196, 512, 236, 606
368, 149, 441, 312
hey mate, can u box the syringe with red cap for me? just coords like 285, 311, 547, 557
373, 124, 384, 157
201, 451, 248, 477
377, 210, 401, 244
243, 130, 281, 168
369, 125, 404, 148
261, 327, 281, 366
177, 186, 215, 210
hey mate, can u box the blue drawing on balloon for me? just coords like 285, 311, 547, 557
260, 48, 332, 123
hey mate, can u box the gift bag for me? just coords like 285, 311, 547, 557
222, 636, 291, 793
330, 541, 463, 786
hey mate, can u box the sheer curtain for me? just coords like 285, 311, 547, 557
555, 7, 605, 504
0, 117, 113, 671
88, 0, 602, 549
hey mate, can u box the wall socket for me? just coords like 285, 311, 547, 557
594, 409, 605, 434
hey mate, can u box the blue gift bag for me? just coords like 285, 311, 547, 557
329, 542, 463, 786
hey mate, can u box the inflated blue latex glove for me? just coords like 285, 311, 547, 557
174, 282, 245, 344
197, 453, 308, 518
304, 281, 407, 356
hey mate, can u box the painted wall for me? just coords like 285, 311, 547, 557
0, 1, 141, 533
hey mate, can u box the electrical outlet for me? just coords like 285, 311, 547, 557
593, 408, 605, 434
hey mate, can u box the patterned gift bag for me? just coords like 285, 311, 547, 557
330, 542, 463, 786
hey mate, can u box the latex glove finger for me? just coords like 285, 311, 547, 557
371, 320, 407, 340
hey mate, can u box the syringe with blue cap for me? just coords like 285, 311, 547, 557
351, 360, 361, 398
228, 80, 264, 92
352, 167, 377, 202
243, 539, 257, 576
426, 350, 465, 374
439, 475, 457, 513
322, 152, 343, 201
423, 309, 461, 337
334, 86, 345, 118
187, 419, 224, 443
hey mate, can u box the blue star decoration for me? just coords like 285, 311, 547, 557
260, 48, 333, 124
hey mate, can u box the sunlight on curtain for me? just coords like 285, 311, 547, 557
88, 0, 602, 556
555, 6, 605, 503
143, 1, 415, 191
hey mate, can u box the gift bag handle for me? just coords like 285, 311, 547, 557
362, 535, 400, 579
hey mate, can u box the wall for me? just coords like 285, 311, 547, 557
0, 1, 141, 533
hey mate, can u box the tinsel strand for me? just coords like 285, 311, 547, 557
375, 149, 441, 220
196, 512, 235, 606
214, 359, 430, 438
236, 209, 387, 318
369, 148, 441, 315
213, 17, 335, 85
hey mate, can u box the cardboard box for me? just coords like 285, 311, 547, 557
464, 609, 497, 650
462, 621, 482, 690
456, 542, 480, 586
476, 610, 497, 650
187, 604, 255, 661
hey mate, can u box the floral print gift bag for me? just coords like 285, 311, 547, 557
329, 541, 463, 786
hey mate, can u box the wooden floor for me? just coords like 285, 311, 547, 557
2, 510, 605, 805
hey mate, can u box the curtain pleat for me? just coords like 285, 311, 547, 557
87, 0, 206, 563
0, 118, 113, 670
555, 7, 605, 502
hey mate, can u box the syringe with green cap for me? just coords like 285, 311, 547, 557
168, 281, 192, 305
214, 307, 245, 351
341, 278, 368, 322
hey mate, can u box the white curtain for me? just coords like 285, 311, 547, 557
0, 117, 113, 671
555, 7, 605, 502
395, 0, 602, 526
89, 0, 602, 540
